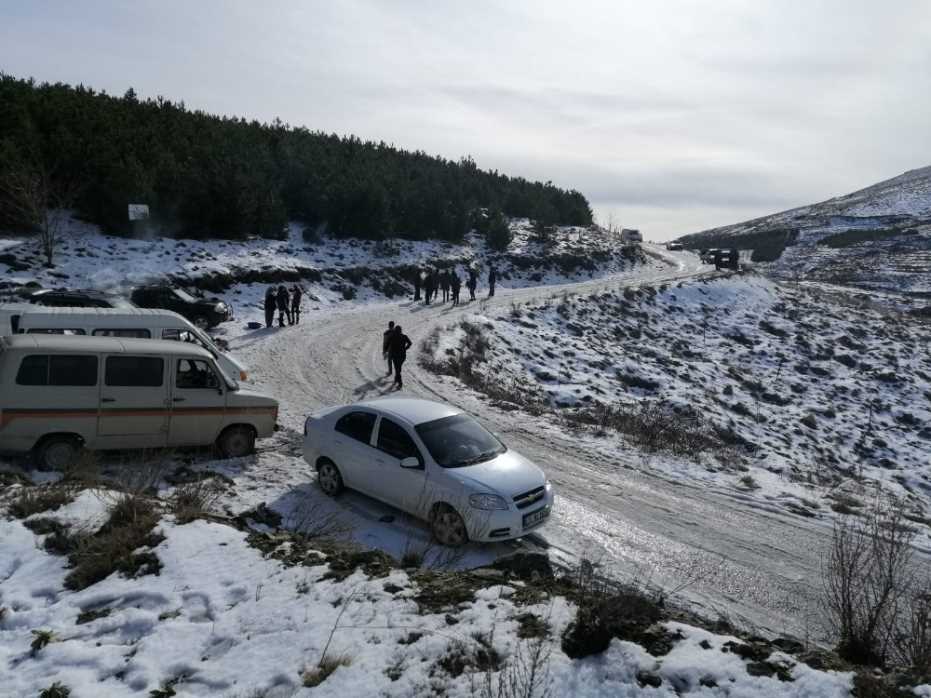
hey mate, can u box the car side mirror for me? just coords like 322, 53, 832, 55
400, 457, 421, 469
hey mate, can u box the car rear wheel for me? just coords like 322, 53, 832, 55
431, 504, 468, 547
317, 460, 344, 496
216, 426, 255, 458
35, 436, 82, 471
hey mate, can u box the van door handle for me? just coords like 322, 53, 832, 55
173, 397, 186, 402
101, 397, 115, 403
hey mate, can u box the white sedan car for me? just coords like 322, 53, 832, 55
303, 398, 554, 546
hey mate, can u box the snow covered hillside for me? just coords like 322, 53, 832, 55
422, 273, 931, 539
677, 166, 931, 298
0, 216, 643, 314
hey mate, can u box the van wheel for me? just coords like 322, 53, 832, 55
317, 460, 344, 496
431, 504, 468, 547
35, 436, 82, 471
216, 426, 255, 458
194, 316, 209, 330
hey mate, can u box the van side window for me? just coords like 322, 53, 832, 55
334, 412, 376, 444
93, 329, 151, 338
16, 355, 97, 386
376, 418, 422, 463
105, 356, 164, 387
176, 359, 219, 390
26, 328, 86, 335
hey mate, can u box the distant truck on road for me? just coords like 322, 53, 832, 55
621, 228, 643, 243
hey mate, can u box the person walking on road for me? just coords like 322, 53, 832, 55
386, 325, 412, 390
424, 268, 435, 305
413, 268, 422, 302
450, 271, 461, 306
467, 268, 477, 301
276, 285, 291, 327
488, 265, 497, 298
382, 320, 395, 376
291, 285, 302, 325
264, 286, 276, 328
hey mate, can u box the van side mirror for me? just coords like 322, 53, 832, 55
400, 457, 421, 469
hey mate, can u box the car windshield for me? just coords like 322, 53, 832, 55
173, 288, 197, 303
415, 414, 505, 468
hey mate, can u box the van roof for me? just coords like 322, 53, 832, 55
0, 333, 214, 359
9, 306, 191, 324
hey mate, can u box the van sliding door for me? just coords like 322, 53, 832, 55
97, 355, 169, 449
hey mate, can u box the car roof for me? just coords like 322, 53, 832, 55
14, 306, 191, 324
0, 333, 213, 359
355, 397, 461, 426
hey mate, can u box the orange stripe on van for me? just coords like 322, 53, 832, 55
0, 406, 277, 428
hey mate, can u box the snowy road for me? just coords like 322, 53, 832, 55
231, 247, 831, 638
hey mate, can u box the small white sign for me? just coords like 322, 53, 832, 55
128, 204, 150, 221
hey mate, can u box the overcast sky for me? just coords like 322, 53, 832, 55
2, 1, 930, 240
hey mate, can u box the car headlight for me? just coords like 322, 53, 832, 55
469, 493, 509, 510
214, 302, 228, 312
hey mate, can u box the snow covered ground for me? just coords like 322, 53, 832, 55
422, 273, 931, 545
2, 219, 930, 695
0, 482, 872, 697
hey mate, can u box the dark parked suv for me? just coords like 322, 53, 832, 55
29, 289, 136, 309
130, 284, 233, 329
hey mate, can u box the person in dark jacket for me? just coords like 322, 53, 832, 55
450, 271, 461, 306
488, 266, 497, 297
386, 325, 412, 389
291, 285, 302, 325
264, 287, 276, 328
440, 271, 450, 303
424, 269, 435, 305
382, 320, 395, 376
467, 269, 477, 301
276, 285, 291, 327
413, 268, 422, 301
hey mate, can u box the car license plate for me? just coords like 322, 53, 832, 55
523, 506, 550, 529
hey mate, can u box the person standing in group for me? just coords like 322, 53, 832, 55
264, 286, 276, 328
291, 285, 302, 325
450, 270, 461, 306
276, 285, 291, 327
440, 271, 450, 303
424, 268, 434, 305
413, 268, 422, 301
386, 325, 412, 390
467, 268, 477, 301
382, 320, 395, 376
488, 265, 497, 297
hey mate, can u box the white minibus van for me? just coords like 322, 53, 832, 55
0, 334, 277, 469
1, 306, 249, 381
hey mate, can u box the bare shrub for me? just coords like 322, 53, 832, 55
65, 492, 163, 591
566, 400, 729, 459
892, 573, 931, 678
472, 634, 553, 698
8, 485, 73, 518
286, 499, 352, 539
301, 655, 351, 687
171, 479, 224, 524
822, 496, 915, 666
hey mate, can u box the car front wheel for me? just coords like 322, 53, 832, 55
194, 316, 209, 330
35, 436, 82, 470
216, 426, 256, 458
317, 460, 344, 496
431, 504, 468, 547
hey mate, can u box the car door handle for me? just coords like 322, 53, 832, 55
173, 397, 186, 402
101, 397, 116, 403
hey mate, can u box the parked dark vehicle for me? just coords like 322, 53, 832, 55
29, 289, 136, 309
130, 285, 232, 329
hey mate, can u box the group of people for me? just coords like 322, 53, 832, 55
381, 321, 412, 390
264, 284, 303, 328
412, 265, 496, 305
